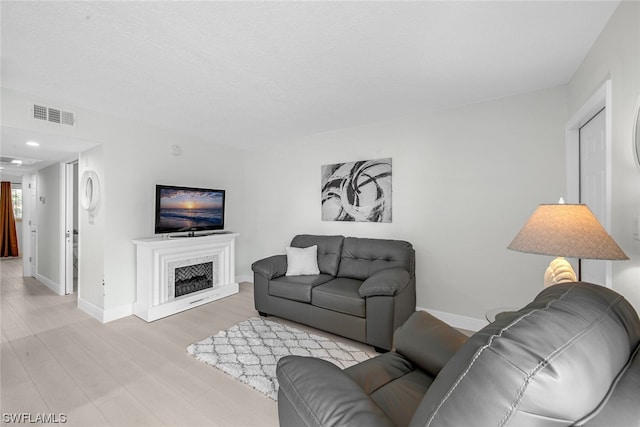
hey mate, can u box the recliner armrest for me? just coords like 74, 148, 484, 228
359, 267, 410, 297
394, 311, 468, 377
251, 255, 287, 280
277, 356, 393, 427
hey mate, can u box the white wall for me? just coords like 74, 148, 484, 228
78, 145, 104, 312
36, 162, 62, 293
98, 120, 246, 316
568, 1, 640, 313
242, 86, 568, 321
1, 87, 246, 320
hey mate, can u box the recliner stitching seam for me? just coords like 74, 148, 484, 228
573, 343, 640, 426
424, 284, 576, 427
278, 362, 324, 427
498, 293, 623, 427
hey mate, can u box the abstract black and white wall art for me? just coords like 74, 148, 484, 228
321, 158, 392, 222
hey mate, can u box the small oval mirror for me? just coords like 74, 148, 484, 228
86, 178, 93, 202
635, 96, 640, 167
80, 170, 100, 213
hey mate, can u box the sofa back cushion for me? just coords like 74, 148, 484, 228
410, 282, 640, 427
291, 235, 344, 276
337, 237, 414, 281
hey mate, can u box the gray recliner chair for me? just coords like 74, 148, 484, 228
276, 282, 640, 426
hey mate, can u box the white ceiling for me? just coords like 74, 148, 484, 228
0, 127, 97, 177
1, 1, 620, 155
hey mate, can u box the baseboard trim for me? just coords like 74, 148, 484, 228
78, 297, 104, 322
35, 273, 62, 295
104, 303, 134, 323
237, 274, 252, 283
418, 307, 488, 332
78, 298, 133, 323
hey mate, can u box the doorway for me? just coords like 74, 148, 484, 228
21, 173, 37, 277
2, 126, 99, 300
20, 160, 80, 295
64, 161, 79, 294
565, 81, 612, 287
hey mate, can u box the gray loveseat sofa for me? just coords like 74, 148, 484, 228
277, 282, 640, 426
251, 234, 416, 351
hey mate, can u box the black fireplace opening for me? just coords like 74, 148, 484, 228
175, 262, 213, 298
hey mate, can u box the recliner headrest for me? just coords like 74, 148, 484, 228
410, 283, 640, 427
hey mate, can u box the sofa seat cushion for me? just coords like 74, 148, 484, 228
346, 352, 433, 427
312, 278, 366, 318
269, 274, 335, 303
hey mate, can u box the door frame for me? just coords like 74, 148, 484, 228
21, 173, 37, 277
60, 157, 79, 295
64, 161, 78, 294
565, 80, 613, 287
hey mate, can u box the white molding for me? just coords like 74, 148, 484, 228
103, 303, 134, 323
565, 79, 613, 287
565, 80, 612, 217
418, 307, 487, 332
58, 162, 66, 295
21, 174, 34, 277
77, 298, 133, 323
77, 297, 104, 322
36, 273, 63, 296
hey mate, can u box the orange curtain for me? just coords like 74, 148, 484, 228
0, 181, 19, 257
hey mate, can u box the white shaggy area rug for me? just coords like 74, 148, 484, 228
187, 317, 376, 400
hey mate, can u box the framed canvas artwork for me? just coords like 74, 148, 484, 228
321, 158, 392, 222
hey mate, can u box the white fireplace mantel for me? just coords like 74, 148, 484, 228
132, 232, 239, 321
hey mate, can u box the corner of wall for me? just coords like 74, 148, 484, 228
78, 296, 133, 323
419, 307, 488, 332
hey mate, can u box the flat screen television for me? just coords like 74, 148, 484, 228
155, 185, 225, 234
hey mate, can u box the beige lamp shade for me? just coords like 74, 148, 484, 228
508, 204, 628, 260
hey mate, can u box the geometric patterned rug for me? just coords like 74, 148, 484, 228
187, 317, 377, 400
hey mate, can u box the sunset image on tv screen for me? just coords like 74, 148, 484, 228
157, 188, 224, 231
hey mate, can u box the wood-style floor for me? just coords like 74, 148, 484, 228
0, 258, 372, 426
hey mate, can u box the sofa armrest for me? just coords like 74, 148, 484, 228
394, 311, 468, 377
277, 356, 393, 427
251, 255, 287, 280
359, 267, 410, 297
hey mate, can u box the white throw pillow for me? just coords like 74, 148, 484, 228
286, 245, 320, 276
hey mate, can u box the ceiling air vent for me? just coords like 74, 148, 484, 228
48, 108, 61, 124
32, 104, 76, 127
61, 110, 75, 126
33, 104, 47, 121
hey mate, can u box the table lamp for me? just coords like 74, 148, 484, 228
508, 201, 628, 287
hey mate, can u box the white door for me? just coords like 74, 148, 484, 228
30, 175, 37, 276
64, 162, 78, 294
21, 173, 37, 277
579, 108, 608, 285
